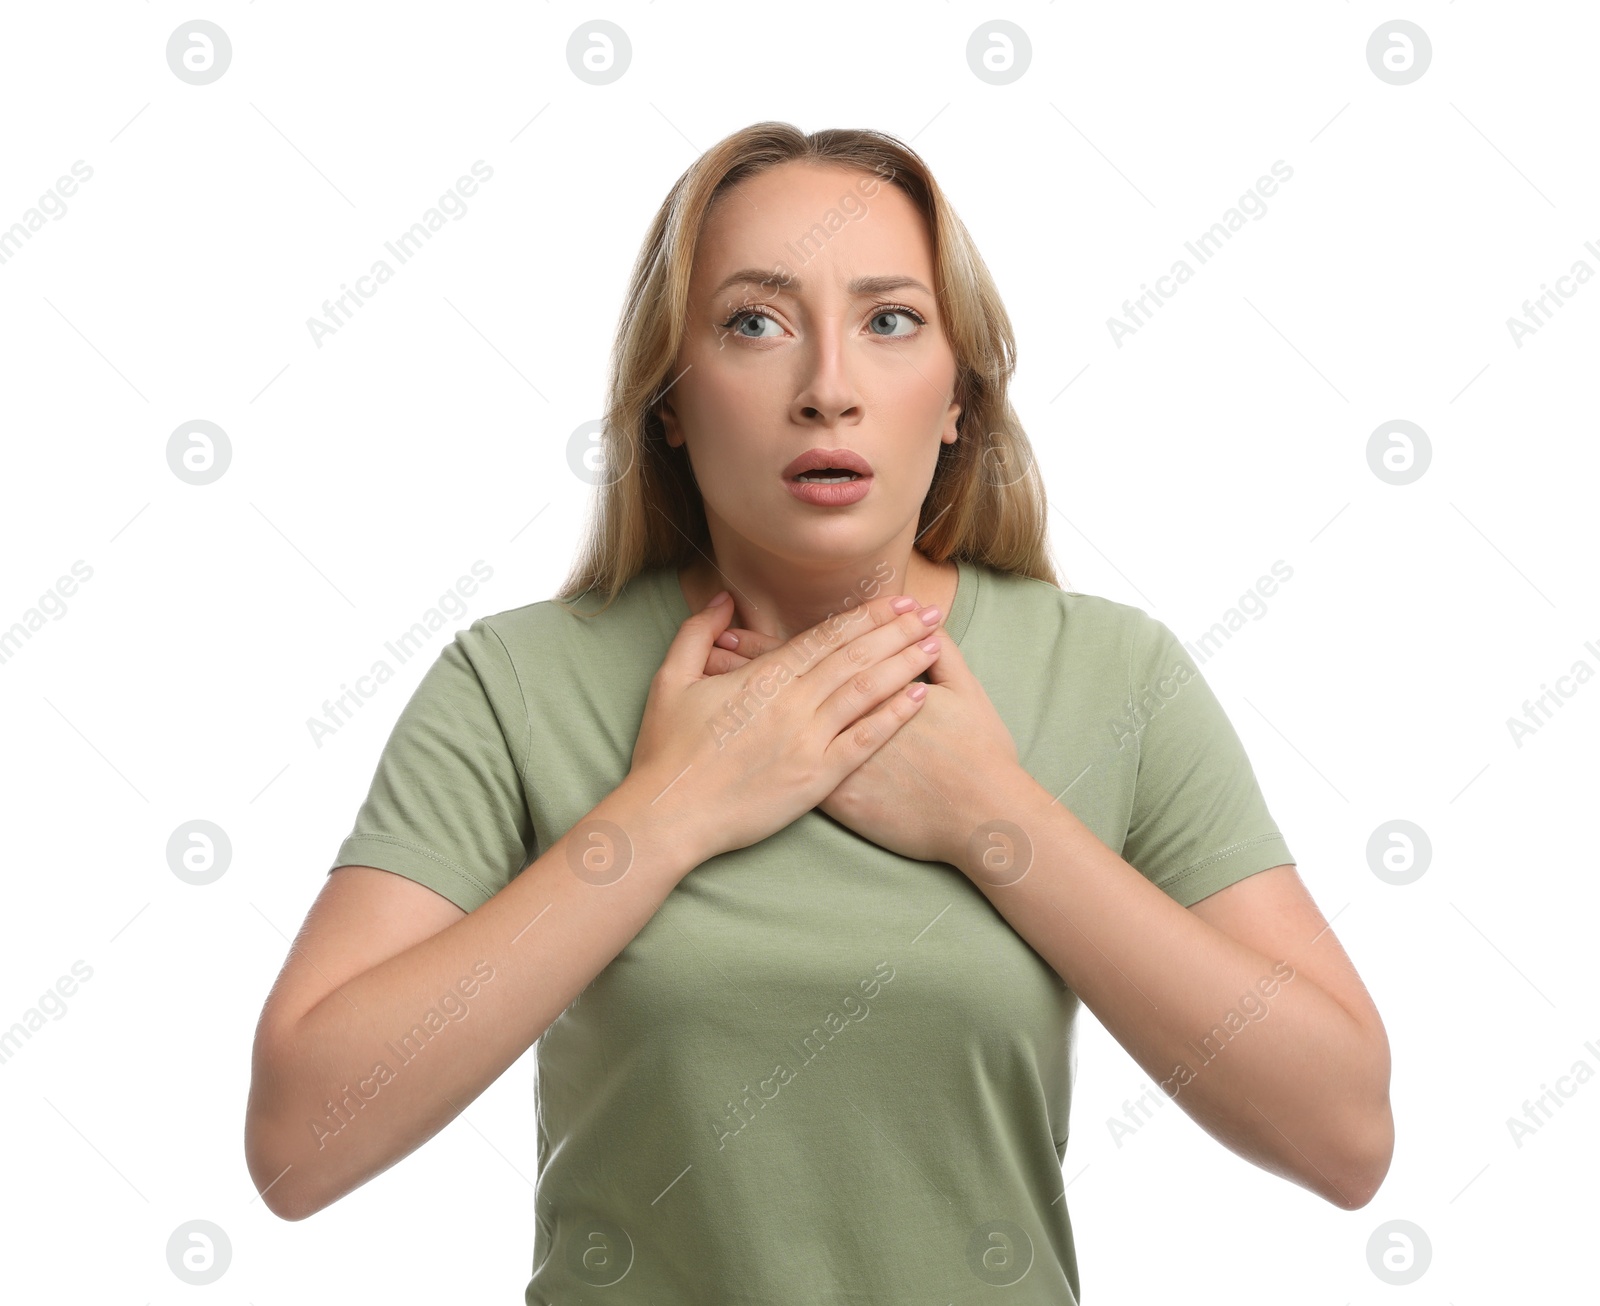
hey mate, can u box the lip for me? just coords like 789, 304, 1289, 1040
781, 447, 874, 480
785, 475, 872, 507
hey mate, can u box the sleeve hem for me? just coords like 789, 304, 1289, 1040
1155, 832, 1295, 908
329, 833, 494, 914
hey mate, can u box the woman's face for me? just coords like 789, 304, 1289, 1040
659, 160, 962, 570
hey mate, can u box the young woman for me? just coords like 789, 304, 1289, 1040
246, 122, 1393, 1303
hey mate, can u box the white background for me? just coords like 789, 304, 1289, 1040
1, 2, 1594, 1302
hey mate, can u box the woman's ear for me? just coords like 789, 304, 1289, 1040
943, 391, 962, 443
659, 400, 682, 449
943, 405, 961, 443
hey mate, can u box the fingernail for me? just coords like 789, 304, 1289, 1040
705, 590, 730, 609
891, 596, 917, 613
715, 631, 739, 649
919, 605, 942, 626
919, 637, 939, 653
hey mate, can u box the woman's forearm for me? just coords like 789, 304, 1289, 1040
954, 771, 1393, 1209
244, 776, 706, 1220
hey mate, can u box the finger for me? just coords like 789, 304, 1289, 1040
662, 589, 735, 681
705, 625, 792, 676
822, 675, 930, 774
920, 624, 969, 687
714, 627, 785, 659
765, 594, 932, 691
702, 646, 753, 676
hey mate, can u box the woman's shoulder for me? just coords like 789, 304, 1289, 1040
972, 562, 1163, 642
460, 567, 670, 661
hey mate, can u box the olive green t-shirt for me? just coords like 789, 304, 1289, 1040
329, 559, 1293, 1305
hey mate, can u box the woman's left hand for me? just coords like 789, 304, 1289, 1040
703, 623, 1026, 867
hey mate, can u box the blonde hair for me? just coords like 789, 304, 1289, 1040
556, 121, 1059, 615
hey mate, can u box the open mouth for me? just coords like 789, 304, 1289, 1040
791, 469, 864, 484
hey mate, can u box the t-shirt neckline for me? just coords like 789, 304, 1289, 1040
649, 558, 979, 647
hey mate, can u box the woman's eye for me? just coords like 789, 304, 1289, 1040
722, 305, 927, 341
728, 309, 782, 338
867, 308, 924, 338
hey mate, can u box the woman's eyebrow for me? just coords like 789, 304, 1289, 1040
710, 269, 934, 300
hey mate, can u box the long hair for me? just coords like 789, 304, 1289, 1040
555, 121, 1059, 615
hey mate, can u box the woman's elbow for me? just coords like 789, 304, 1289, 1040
1325, 1098, 1396, 1211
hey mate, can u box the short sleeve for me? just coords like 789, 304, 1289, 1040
328, 619, 536, 914
1119, 614, 1294, 907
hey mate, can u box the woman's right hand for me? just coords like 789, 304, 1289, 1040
627, 589, 943, 864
